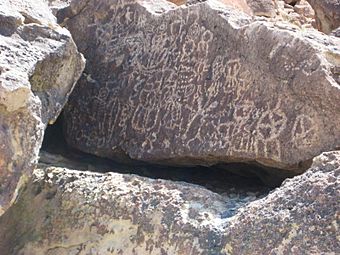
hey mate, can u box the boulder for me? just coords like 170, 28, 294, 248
246, 0, 278, 17
0, 151, 338, 254
0, 0, 85, 215
60, 0, 340, 173
306, 0, 340, 34
223, 150, 340, 254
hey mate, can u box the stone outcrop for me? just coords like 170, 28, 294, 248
60, 0, 340, 172
0, 151, 338, 254
306, 0, 340, 34
0, 0, 85, 215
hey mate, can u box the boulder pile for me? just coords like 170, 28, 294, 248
0, 0, 339, 254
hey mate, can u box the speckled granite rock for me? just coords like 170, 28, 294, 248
61, 0, 340, 173
0, 0, 85, 215
0, 151, 338, 254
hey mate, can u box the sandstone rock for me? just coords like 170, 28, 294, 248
60, 0, 340, 173
0, 0, 85, 215
0, 151, 338, 254
306, 0, 340, 34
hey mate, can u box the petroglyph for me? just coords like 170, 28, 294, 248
292, 115, 318, 150
62, 0, 340, 170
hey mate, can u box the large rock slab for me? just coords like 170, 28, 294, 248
61, 0, 340, 172
0, 151, 338, 254
0, 0, 85, 215
306, 0, 340, 34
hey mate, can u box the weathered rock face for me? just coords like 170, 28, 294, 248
61, 0, 340, 172
224, 150, 340, 254
47, 0, 71, 15
246, 0, 278, 17
306, 0, 340, 34
0, 0, 85, 215
277, 0, 316, 28
0, 151, 338, 254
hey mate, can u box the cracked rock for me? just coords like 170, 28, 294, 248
0, 0, 85, 215
0, 151, 338, 254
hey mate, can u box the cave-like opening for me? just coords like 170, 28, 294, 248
39, 111, 303, 217
41, 112, 294, 189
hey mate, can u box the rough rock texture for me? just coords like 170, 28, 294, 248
169, 0, 313, 22
224, 151, 340, 254
277, 0, 315, 28
0, 0, 85, 215
60, 0, 340, 172
0, 151, 338, 254
219, 0, 252, 15
47, 0, 71, 15
306, 0, 340, 34
246, 0, 278, 17
332, 27, 340, 37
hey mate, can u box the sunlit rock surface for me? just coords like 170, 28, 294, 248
0, 0, 85, 215
0, 151, 338, 254
60, 0, 340, 173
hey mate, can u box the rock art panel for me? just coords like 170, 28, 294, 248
61, 0, 340, 171
0, 151, 338, 254
0, 0, 85, 215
